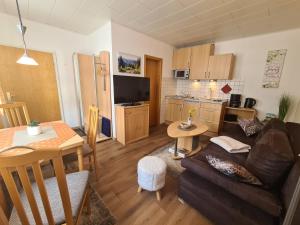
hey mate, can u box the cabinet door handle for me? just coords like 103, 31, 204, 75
204, 72, 207, 78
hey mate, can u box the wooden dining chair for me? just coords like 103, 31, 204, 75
0, 146, 90, 225
0, 102, 30, 127
64, 106, 99, 176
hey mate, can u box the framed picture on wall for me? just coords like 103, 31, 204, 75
262, 49, 287, 88
117, 52, 141, 75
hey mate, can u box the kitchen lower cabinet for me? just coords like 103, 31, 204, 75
198, 102, 225, 133
165, 99, 183, 123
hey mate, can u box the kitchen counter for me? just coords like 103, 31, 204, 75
165, 95, 228, 104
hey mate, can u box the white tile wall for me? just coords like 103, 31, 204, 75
176, 79, 244, 99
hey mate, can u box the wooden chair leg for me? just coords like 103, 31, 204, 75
156, 191, 161, 201
137, 186, 142, 193
88, 156, 93, 171
93, 155, 98, 180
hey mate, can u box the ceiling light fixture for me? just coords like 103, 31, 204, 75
15, 0, 38, 66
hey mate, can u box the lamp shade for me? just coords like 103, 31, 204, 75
16, 52, 38, 66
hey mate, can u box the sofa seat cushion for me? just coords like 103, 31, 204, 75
181, 157, 282, 217
195, 143, 248, 166
9, 171, 89, 225
179, 171, 279, 225
246, 129, 294, 188
220, 123, 257, 147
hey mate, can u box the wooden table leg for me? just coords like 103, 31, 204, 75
77, 146, 84, 171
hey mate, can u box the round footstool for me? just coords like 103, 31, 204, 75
137, 156, 167, 201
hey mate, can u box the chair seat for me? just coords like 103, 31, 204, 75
63, 143, 93, 164
9, 171, 89, 225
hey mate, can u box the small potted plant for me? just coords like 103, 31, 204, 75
187, 108, 196, 126
27, 121, 41, 136
278, 94, 291, 121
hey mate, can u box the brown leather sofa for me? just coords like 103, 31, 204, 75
179, 120, 300, 225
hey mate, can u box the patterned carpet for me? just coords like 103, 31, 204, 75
150, 135, 211, 177
80, 188, 116, 225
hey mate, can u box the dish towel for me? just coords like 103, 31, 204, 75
210, 136, 251, 153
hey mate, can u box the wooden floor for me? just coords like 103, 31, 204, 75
88, 124, 213, 225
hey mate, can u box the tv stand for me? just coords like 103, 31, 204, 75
115, 104, 149, 145
121, 102, 141, 107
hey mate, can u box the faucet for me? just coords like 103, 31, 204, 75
181, 91, 191, 98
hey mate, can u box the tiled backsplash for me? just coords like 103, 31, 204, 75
176, 79, 244, 99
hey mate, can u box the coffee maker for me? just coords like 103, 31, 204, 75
229, 94, 241, 108
244, 98, 256, 108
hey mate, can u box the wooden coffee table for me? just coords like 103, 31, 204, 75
167, 121, 208, 159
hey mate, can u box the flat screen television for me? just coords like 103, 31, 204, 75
113, 75, 150, 105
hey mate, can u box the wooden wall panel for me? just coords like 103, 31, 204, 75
0, 45, 61, 124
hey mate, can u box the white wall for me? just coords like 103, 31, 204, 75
0, 13, 97, 127
214, 28, 300, 122
0, 13, 114, 127
111, 22, 175, 137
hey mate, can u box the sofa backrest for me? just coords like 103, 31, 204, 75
281, 122, 300, 213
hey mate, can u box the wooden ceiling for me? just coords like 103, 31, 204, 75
1, 0, 300, 46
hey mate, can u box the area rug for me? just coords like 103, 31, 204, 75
80, 188, 116, 225
150, 135, 211, 177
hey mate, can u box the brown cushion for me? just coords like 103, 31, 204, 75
256, 118, 288, 142
246, 129, 294, 188
181, 157, 282, 216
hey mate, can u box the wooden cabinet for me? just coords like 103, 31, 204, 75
189, 44, 214, 80
165, 99, 183, 123
207, 54, 234, 80
171, 43, 235, 80
172, 47, 191, 70
116, 104, 149, 145
165, 98, 225, 133
198, 102, 225, 133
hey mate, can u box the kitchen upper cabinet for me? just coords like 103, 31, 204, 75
189, 44, 214, 80
172, 47, 191, 70
207, 54, 234, 80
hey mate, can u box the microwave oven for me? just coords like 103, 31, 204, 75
174, 69, 189, 79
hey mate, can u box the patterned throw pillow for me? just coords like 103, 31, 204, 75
238, 118, 263, 136
206, 155, 263, 186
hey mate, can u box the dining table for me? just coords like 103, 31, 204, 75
0, 120, 85, 219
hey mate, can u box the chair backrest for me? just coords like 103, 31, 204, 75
0, 147, 74, 225
0, 102, 30, 127
86, 106, 99, 150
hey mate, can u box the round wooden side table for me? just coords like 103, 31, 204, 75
167, 121, 208, 159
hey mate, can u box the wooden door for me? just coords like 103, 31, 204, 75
0, 45, 61, 124
145, 55, 162, 127
189, 44, 214, 80
77, 54, 97, 128
208, 54, 234, 80
172, 48, 191, 70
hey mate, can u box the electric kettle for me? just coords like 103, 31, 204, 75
244, 98, 256, 108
